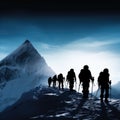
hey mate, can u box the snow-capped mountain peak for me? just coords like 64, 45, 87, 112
0, 39, 42, 66
0, 40, 55, 112
24, 39, 30, 44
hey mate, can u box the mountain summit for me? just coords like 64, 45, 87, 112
0, 40, 55, 112
0, 40, 55, 81
24, 39, 30, 44
0, 40, 43, 66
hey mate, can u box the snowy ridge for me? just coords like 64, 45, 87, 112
0, 87, 120, 120
0, 40, 55, 112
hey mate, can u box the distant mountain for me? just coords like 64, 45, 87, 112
112, 81, 120, 91
111, 81, 120, 99
0, 40, 55, 112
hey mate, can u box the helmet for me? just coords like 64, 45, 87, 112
83, 65, 89, 70
70, 68, 74, 72
103, 68, 109, 73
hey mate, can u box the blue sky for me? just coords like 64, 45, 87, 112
0, 13, 120, 90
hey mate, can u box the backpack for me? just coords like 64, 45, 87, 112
98, 72, 109, 87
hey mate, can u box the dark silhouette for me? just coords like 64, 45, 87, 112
58, 73, 65, 89
67, 68, 76, 91
52, 75, 57, 87
48, 77, 52, 87
78, 65, 94, 98
98, 68, 111, 102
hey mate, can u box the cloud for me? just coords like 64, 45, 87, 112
82, 39, 120, 47
0, 46, 7, 51
41, 37, 120, 89
64, 37, 120, 52
33, 41, 60, 55
0, 53, 7, 60
40, 43, 59, 50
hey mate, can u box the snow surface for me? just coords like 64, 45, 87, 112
0, 87, 120, 120
93, 83, 120, 99
0, 72, 41, 112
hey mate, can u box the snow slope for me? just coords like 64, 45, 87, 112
111, 81, 120, 98
0, 87, 120, 120
0, 40, 55, 112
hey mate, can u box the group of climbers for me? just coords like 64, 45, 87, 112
48, 73, 65, 89
48, 65, 111, 102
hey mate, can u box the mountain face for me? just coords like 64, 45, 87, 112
0, 40, 54, 82
0, 40, 55, 112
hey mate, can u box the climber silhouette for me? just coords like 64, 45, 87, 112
66, 68, 76, 91
58, 73, 65, 89
98, 68, 111, 102
48, 77, 52, 87
52, 75, 57, 87
78, 65, 94, 98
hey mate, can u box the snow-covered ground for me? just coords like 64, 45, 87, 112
0, 86, 120, 120
0, 72, 42, 112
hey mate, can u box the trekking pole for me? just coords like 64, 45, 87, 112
65, 82, 67, 89
75, 80, 77, 91
65, 78, 68, 88
66, 79, 69, 89
109, 80, 112, 102
110, 85, 111, 102
78, 82, 81, 92
91, 80, 94, 98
